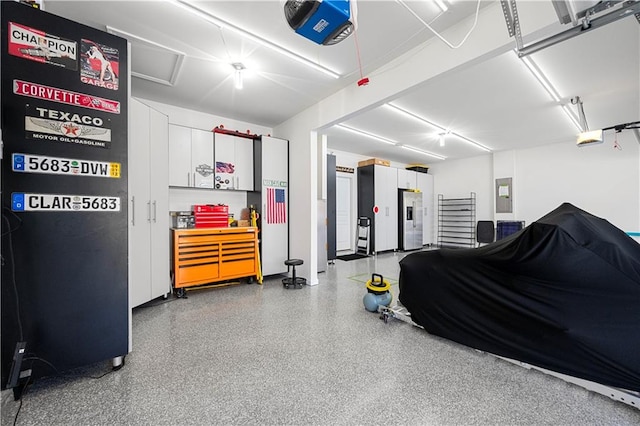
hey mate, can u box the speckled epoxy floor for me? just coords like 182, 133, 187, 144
3, 251, 640, 425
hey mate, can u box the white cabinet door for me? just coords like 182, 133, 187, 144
373, 166, 386, 252
149, 108, 170, 300
214, 133, 236, 189
235, 137, 254, 191
214, 133, 254, 190
374, 165, 398, 252
397, 169, 417, 189
417, 172, 434, 245
168, 125, 191, 187
191, 129, 214, 188
130, 100, 171, 308
129, 99, 152, 308
261, 136, 288, 275
384, 166, 398, 250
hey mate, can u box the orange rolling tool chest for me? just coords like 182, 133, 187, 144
171, 227, 260, 297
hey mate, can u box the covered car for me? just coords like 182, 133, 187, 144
399, 203, 640, 392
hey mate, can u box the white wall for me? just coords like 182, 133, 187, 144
428, 134, 640, 237
136, 98, 272, 221
514, 133, 639, 231
428, 154, 494, 221
168, 188, 248, 221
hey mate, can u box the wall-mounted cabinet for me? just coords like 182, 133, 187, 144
168, 124, 214, 188
214, 133, 254, 191
397, 168, 417, 189
129, 99, 171, 307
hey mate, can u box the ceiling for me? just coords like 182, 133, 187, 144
44, 0, 640, 165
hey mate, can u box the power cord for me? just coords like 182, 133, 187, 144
2, 210, 24, 342
12, 375, 31, 426
396, 0, 483, 49
11, 355, 123, 425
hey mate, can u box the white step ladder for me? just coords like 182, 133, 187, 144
356, 217, 371, 256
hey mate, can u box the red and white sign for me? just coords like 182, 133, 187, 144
8, 22, 77, 70
13, 80, 120, 114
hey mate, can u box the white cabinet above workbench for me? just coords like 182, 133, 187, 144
214, 132, 253, 191
168, 124, 214, 188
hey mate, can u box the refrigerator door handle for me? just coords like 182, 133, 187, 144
413, 201, 416, 227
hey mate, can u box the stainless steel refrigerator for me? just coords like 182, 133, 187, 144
398, 190, 424, 251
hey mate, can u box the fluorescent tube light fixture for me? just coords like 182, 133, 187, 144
401, 145, 446, 160
439, 133, 446, 147
386, 103, 442, 131
434, 0, 449, 12
449, 131, 492, 152
337, 124, 398, 146
172, 0, 341, 79
387, 103, 492, 152
519, 54, 561, 103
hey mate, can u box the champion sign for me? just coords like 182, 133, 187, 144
13, 80, 120, 114
9, 22, 77, 70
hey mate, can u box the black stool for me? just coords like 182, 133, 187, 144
282, 259, 306, 289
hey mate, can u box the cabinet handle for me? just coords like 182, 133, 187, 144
193, 172, 196, 187
131, 196, 135, 226
187, 172, 190, 187
385, 206, 389, 216
152, 200, 157, 223
147, 201, 151, 223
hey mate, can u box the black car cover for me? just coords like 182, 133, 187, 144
399, 203, 640, 392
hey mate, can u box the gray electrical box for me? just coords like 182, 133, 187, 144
496, 178, 513, 213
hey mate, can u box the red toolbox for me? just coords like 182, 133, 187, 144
193, 204, 228, 228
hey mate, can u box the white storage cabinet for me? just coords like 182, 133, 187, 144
168, 124, 214, 188
397, 168, 417, 189
129, 99, 171, 307
375, 165, 399, 252
213, 132, 254, 191
358, 164, 398, 254
258, 136, 289, 275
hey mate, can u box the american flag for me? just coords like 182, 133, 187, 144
266, 187, 286, 224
